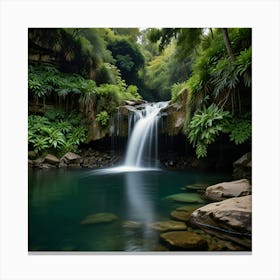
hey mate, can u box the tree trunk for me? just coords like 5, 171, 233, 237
221, 28, 235, 60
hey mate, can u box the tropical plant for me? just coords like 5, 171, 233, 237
187, 104, 231, 158
96, 111, 110, 127
28, 111, 87, 156
226, 113, 251, 145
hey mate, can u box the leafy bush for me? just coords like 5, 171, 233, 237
187, 104, 231, 158
28, 110, 87, 155
96, 111, 110, 127
227, 113, 251, 144
171, 81, 188, 102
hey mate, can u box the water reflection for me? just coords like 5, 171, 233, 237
124, 171, 158, 251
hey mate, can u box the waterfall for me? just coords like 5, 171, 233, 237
123, 101, 169, 168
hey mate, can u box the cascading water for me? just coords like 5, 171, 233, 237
91, 101, 169, 174
123, 101, 169, 169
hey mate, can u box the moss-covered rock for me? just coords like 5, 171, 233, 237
160, 231, 208, 250
80, 213, 118, 225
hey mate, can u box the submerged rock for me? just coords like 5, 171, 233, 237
160, 231, 208, 250
190, 195, 252, 249
170, 206, 200, 222
205, 179, 251, 202
165, 193, 204, 203
122, 221, 142, 229
149, 220, 187, 232
182, 183, 209, 192
81, 213, 118, 225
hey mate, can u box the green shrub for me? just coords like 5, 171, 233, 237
28, 110, 87, 156
187, 104, 231, 158
96, 111, 110, 127
171, 81, 188, 102
226, 113, 251, 144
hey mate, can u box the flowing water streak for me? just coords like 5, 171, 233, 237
124, 101, 169, 168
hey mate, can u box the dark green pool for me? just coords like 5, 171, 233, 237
28, 168, 230, 252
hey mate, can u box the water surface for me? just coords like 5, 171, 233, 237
28, 168, 230, 251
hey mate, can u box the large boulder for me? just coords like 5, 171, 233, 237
44, 154, 60, 165
80, 213, 118, 225
190, 195, 252, 248
205, 179, 251, 202
160, 231, 208, 250
149, 220, 187, 232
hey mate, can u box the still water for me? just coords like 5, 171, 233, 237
28, 168, 230, 252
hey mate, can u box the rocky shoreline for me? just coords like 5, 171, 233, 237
28, 149, 122, 169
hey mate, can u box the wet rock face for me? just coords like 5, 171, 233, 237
233, 152, 252, 180
205, 179, 252, 202
190, 195, 252, 249
160, 231, 208, 250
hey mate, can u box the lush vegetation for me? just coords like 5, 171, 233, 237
148, 28, 251, 158
28, 27, 251, 160
28, 110, 87, 156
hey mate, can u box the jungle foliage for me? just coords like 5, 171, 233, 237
151, 28, 252, 158
28, 110, 87, 156
28, 27, 251, 159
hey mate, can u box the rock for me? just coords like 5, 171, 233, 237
233, 152, 252, 180
40, 163, 53, 169
165, 193, 204, 204
58, 162, 67, 168
170, 206, 200, 222
63, 152, 81, 161
160, 231, 208, 250
122, 221, 142, 229
33, 158, 44, 168
183, 183, 209, 191
68, 163, 81, 168
149, 220, 187, 232
205, 179, 251, 202
81, 213, 118, 225
190, 195, 252, 248
118, 105, 136, 116
44, 154, 60, 165
124, 100, 146, 106
28, 151, 37, 160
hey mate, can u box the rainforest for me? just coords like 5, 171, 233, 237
28, 28, 252, 252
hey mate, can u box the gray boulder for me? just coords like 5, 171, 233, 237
190, 195, 252, 248
44, 154, 60, 165
205, 179, 251, 202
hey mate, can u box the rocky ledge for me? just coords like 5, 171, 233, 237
28, 149, 122, 169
